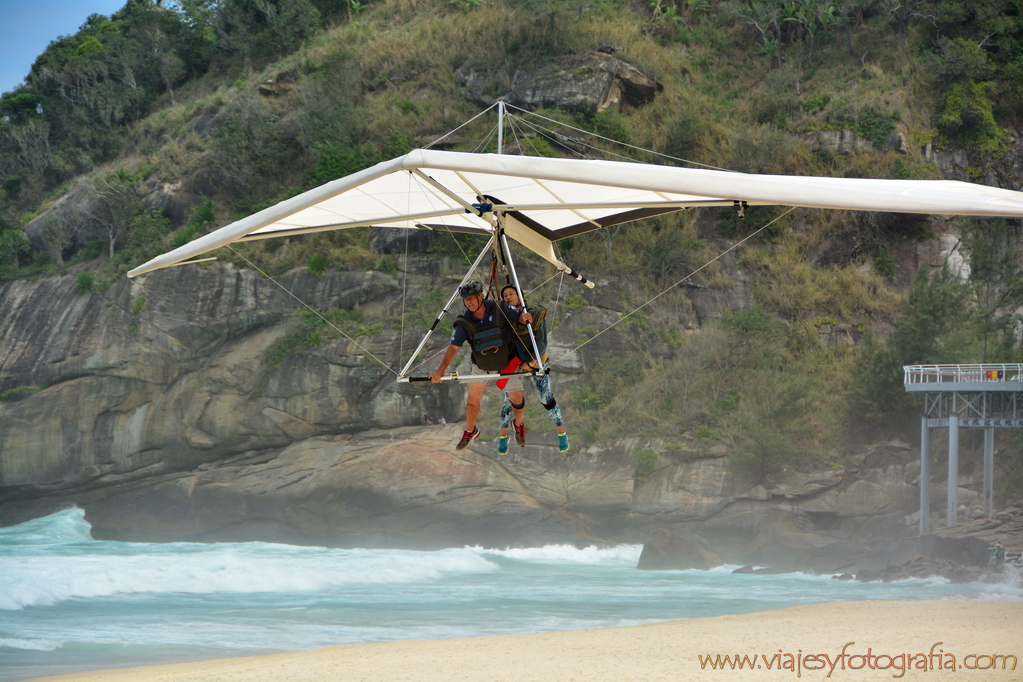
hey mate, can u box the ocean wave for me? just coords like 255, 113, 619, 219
975, 570, 1023, 600
0, 507, 93, 546
0, 544, 499, 610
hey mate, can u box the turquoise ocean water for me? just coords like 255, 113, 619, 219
2, 508, 1020, 681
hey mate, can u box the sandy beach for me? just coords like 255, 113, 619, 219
24, 600, 1022, 681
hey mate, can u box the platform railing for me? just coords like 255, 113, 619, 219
904, 364, 1023, 386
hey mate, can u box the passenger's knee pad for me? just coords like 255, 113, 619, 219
542, 398, 557, 411
510, 398, 525, 410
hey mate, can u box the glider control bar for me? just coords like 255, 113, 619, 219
398, 369, 548, 384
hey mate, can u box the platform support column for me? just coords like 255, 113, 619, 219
919, 419, 930, 536
947, 414, 960, 527
983, 428, 994, 516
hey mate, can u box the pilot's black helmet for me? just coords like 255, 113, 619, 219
459, 280, 484, 298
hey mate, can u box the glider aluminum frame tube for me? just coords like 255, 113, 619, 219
397, 237, 496, 379
499, 228, 546, 374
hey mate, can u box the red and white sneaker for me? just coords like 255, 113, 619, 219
513, 421, 527, 447
456, 427, 480, 450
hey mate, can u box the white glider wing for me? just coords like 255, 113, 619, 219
127, 149, 1023, 278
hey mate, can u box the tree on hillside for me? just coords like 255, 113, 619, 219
712, 305, 788, 399
0, 2, 216, 208
728, 0, 843, 67
882, 0, 932, 40
84, 173, 146, 259
960, 218, 1023, 361
0, 229, 32, 274
212, 0, 321, 63
207, 89, 304, 198
849, 265, 978, 420
653, 326, 727, 415
730, 367, 818, 482
930, 0, 1023, 142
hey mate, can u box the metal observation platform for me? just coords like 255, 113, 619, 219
904, 364, 1023, 535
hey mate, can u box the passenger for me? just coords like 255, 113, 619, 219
495, 285, 569, 454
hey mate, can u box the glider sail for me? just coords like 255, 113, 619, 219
126, 149, 1023, 280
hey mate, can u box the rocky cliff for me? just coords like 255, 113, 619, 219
0, 258, 463, 488
0, 241, 935, 557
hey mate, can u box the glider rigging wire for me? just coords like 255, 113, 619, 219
423, 102, 500, 150
544, 206, 799, 370
225, 245, 399, 376
500, 102, 733, 172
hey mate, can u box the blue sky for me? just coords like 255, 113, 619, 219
0, 0, 129, 95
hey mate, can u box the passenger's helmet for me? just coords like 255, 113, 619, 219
459, 280, 484, 297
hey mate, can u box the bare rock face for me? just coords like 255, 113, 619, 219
21, 183, 94, 253
743, 516, 837, 568
0, 427, 663, 547
797, 128, 906, 156
0, 262, 465, 490
141, 179, 204, 228
932, 503, 1023, 548
795, 464, 917, 517
22, 175, 213, 253
458, 51, 662, 116
636, 528, 723, 570
23, 427, 576, 547
798, 129, 875, 155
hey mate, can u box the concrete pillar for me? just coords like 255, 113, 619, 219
920, 419, 930, 535
983, 428, 994, 516
948, 415, 959, 527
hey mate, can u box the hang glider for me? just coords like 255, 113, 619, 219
126, 149, 1023, 281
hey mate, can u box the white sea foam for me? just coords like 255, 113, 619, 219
0, 545, 499, 610
976, 569, 1023, 600
477, 544, 643, 564
0, 638, 63, 651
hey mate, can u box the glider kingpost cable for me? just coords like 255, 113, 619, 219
505, 103, 734, 172
470, 124, 499, 154
546, 206, 799, 370
423, 102, 499, 150
226, 245, 398, 375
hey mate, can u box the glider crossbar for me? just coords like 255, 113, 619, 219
409, 169, 488, 216
491, 200, 735, 212
235, 208, 482, 242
